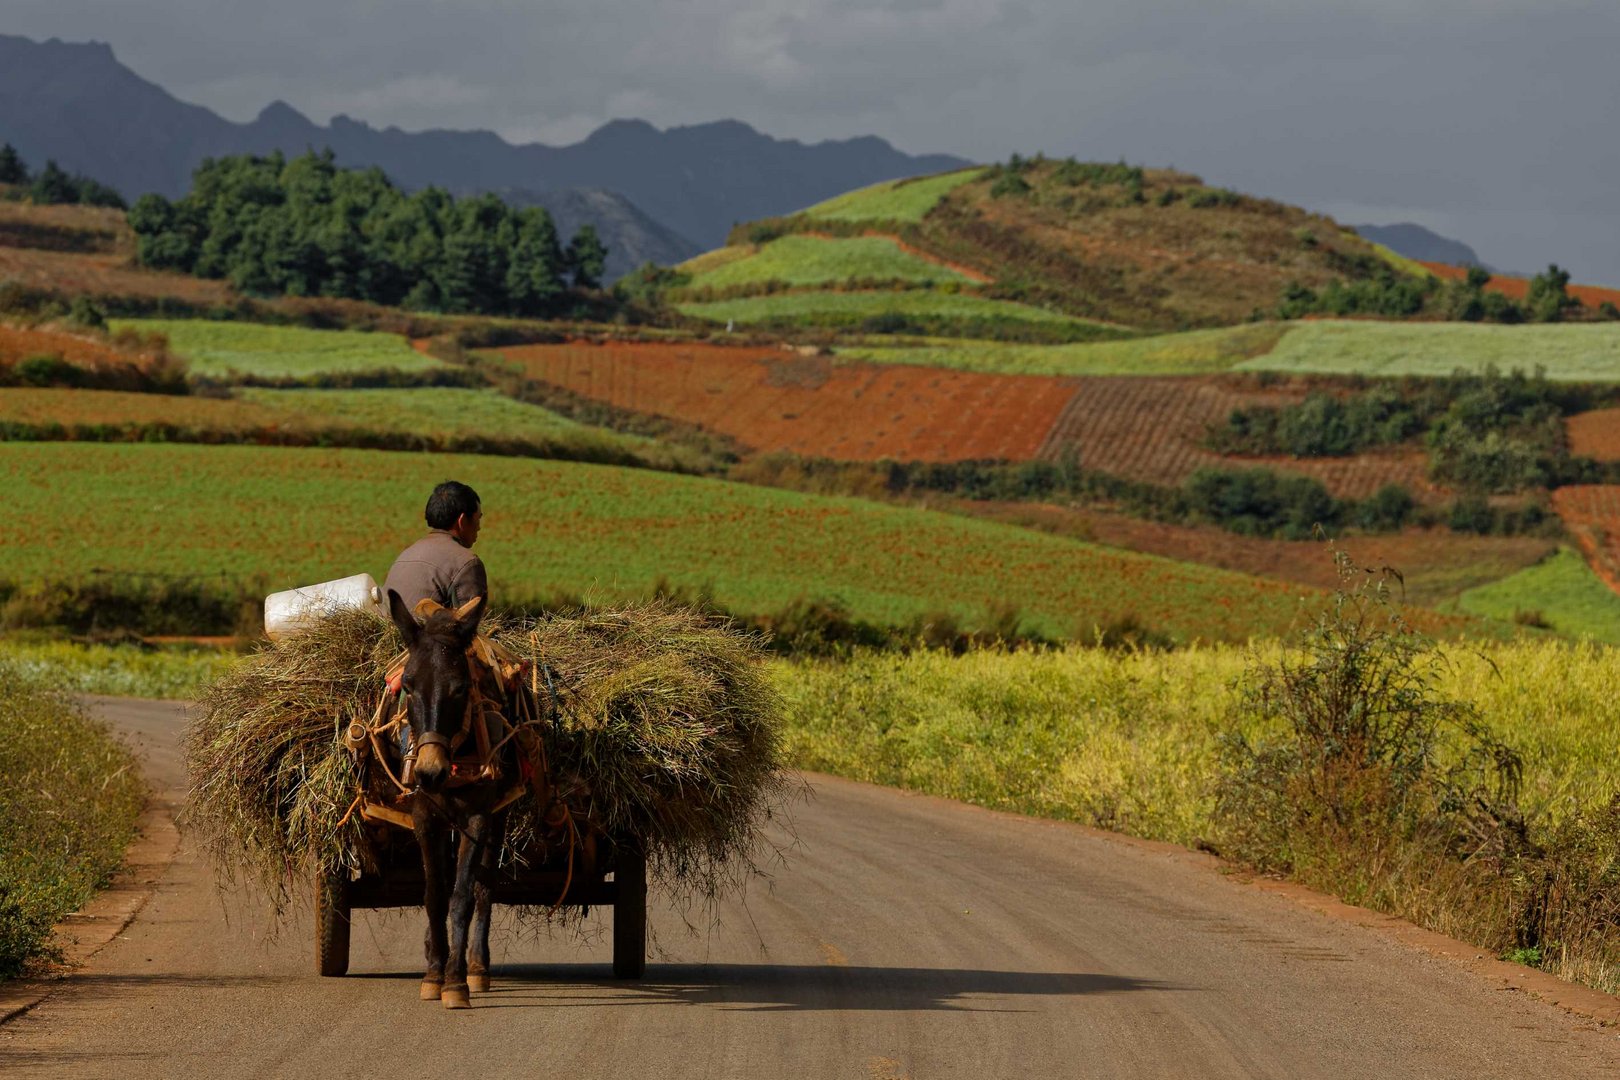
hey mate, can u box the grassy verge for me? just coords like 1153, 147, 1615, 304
0, 640, 243, 699
0, 660, 145, 979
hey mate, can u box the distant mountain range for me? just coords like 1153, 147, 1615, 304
0, 34, 968, 279
1350, 222, 1493, 272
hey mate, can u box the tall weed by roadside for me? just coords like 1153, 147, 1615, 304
0, 661, 144, 979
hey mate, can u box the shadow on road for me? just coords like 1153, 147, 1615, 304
361, 963, 1181, 1012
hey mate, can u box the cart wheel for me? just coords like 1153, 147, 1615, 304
612, 841, 646, 979
315, 869, 351, 977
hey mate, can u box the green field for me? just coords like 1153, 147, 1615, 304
2, 442, 1344, 641
839, 323, 1285, 375
684, 235, 973, 290
678, 289, 1102, 332
798, 168, 987, 223
108, 319, 441, 379
1451, 548, 1620, 644
1239, 320, 1620, 381
237, 387, 651, 447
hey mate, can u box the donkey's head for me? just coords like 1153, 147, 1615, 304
387, 589, 486, 792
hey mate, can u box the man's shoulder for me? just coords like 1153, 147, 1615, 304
394, 531, 477, 567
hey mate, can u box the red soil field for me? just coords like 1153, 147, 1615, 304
0, 246, 232, 305
1420, 261, 1620, 310
1567, 408, 1620, 461
1036, 376, 1438, 500
962, 500, 1556, 607
0, 324, 141, 368
1550, 485, 1620, 595
501, 341, 1077, 461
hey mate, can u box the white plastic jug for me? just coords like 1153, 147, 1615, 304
264, 573, 384, 640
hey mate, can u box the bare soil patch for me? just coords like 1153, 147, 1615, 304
1550, 485, 1620, 594
1566, 408, 1620, 461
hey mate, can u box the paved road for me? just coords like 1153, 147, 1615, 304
4, 697, 1619, 1079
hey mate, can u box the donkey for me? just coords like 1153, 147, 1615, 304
387, 588, 509, 1010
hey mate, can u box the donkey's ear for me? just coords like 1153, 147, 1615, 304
387, 588, 420, 649
452, 595, 485, 645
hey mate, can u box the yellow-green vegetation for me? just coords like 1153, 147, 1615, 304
799, 168, 987, 223
236, 387, 652, 445
678, 289, 1105, 334
107, 319, 442, 379
1239, 320, 1620, 381
777, 633, 1620, 991
1360, 237, 1433, 279
838, 323, 1287, 376
779, 640, 1618, 834
0, 661, 144, 979
683, 235, 973, 290
0, 640, 242, 699
1451, 548, 1620, 644
2, 442, 1333, 642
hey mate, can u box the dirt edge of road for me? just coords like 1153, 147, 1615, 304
0, 794, 181, 1024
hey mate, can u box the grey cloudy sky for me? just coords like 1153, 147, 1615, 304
11, 0, 1620, 280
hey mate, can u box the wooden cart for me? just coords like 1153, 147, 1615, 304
313, 823, 647, 979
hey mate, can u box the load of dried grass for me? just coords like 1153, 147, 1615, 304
183, 602, 790, 916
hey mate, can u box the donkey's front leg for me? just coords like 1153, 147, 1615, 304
467, 811, 504, 994
442, 812, 489, 1009
415, 817, 451, 1001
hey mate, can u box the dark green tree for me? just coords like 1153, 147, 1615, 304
29, 160, 78, 205
0, 143, 27, 185
564, 224, 608, 290
1526, 264, 1579, 323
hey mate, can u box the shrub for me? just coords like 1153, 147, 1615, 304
989, 173, 1032, 199
1215, 551, 1523, 891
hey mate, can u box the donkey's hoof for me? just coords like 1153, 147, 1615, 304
441, 984, 471, 1010
467, 974, 490, 993
419, 979, 443, 1001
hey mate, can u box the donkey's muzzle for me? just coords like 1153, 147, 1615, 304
415, 738, 452, 791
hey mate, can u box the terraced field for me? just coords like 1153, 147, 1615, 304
963, 504, 1555, 607
108, 319, 440, 379
0, 245, 232, 306
1452, 547, 1620, 644
1550, 485, 1620, 594
839, 324, 1284, 376
1239, 319, 1620, 381
0, 323, 158, 369
1, 441, 1352, 642
798, 168, 987, 223
1567, 407, 1620, 460
501, 341, 1074, 461
683, 235, 975, 289
1035, 376, 1437, 499
677, 289, 1106, 336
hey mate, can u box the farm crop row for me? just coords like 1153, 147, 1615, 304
3, 442, 1350, 642
1239, 319, 1620, 381
797, 169, 987, 224
499, 340, 1077, 462
108, 318, 440, 379
677, 288, 1098, 335
838, 324, 1285, 377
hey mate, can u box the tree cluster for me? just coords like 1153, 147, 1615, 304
1279, 262, 1606, 324
127, 151, 607, 316
0, 144, 126, 208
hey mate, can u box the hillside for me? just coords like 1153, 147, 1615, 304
677, 159, 1419, 332
0, 34, 967, 250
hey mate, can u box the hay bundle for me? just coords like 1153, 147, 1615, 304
183, 602, 790, 915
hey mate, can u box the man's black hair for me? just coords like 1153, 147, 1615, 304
425, 480, 480, 530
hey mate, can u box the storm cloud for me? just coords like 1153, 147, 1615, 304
8, 0, 1618, 279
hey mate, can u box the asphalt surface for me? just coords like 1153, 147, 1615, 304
3, 696, 1619, 1079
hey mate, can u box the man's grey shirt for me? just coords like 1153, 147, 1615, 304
384, 530, 488, 617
